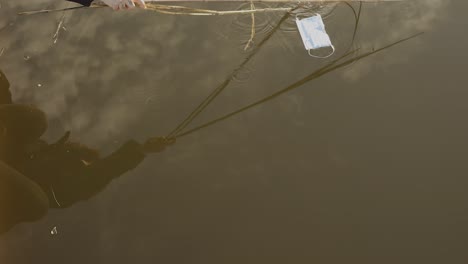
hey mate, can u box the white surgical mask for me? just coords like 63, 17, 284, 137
296, 14, 335, 58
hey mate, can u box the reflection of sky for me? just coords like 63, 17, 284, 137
0, 0, 447, 145
341, 0, 448, 81
2, 1, 468, 264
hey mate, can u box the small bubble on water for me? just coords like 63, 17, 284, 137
23, 55, 30, 61
37, 84, 42, 87
50, 226, 58, 235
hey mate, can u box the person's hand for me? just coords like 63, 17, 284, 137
101, 0, 146, 11
143, 137, 176, 153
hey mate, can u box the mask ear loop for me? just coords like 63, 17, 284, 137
296, 14, 336, 59
308, 44, 335, 58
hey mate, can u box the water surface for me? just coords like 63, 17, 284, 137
1, 1, 468, 263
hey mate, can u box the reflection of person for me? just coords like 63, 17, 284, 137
67, 0, 147, 10
0, 69, 174, 234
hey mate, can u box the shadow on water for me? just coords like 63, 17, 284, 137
1, 1, 468, 264
1, 66, 176, 234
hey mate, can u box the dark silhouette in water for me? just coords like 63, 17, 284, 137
0, 69, 174, 234
67, 0, 94, 6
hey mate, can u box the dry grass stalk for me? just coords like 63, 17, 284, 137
18, 3, 293, 16
243, 1, 256, 51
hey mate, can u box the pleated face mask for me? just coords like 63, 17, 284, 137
296, 14, 335, 58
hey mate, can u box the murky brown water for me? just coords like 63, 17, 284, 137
1, 1, 468, 263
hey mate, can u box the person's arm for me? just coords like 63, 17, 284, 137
83, 140, 146, 187
73, 138, 175, 200
50, 140, 145, 207
49, 137, 174, 208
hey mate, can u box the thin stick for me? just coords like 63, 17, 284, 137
244, 1, 256, 50
18, 5, 87, 16
18, 3, 292, 16
53, 12, 67, 44
19, 0, 400, 16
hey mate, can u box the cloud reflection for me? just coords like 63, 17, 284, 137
0, 0, 448, 146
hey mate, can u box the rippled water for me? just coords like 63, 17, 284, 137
1, 1, 468, 263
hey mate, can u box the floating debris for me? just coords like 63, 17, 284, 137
50, 226, 58, 235
243, 1, 257, 51
53, 13, 68, 44
296, 14, 335, 58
